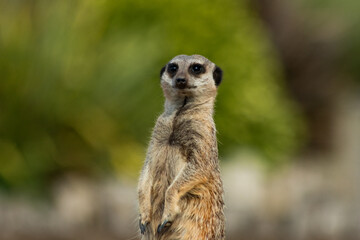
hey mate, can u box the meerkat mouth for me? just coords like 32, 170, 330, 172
173, 86, 197, 89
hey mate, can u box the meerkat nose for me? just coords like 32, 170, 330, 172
175, 78, 187, 89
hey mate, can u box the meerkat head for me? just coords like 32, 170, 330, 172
160, 54, 223, 101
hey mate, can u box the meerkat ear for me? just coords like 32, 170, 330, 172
213, 65, 223, 86
160, 65, 166, 78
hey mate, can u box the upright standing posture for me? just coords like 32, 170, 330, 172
138, 55, 225, 240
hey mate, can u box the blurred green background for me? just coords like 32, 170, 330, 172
0, 0, 305, 196
1, 0, 360, 240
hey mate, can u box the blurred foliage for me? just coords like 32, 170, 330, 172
299, 0, 360, 83
0, 0, 304, 195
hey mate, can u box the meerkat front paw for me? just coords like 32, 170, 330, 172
157, 201, 180, 234
158, 212, 175, 234
139, 219, 148, 234
139, 212, 151, 234
157, 219, 172, 233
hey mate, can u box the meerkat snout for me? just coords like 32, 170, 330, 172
175, 78, 187, 89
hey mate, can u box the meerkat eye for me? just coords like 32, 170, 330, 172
167, 63, 178, 75
190, 64, 205, 75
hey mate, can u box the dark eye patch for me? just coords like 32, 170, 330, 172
189, 63, 205, 76
167, 63, 178, 77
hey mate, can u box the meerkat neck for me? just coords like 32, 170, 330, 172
164, 96, 215, 116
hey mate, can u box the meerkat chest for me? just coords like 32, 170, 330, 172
149, 114, 186, 176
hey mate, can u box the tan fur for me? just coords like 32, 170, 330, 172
138, 55, 225, 240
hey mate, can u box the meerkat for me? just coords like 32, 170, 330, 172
137, 54, 225, 240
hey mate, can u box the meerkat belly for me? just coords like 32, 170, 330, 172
149, 144, 185, 219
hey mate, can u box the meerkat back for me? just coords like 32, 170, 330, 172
137, 54, 225, 240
